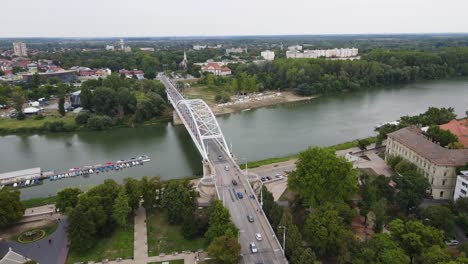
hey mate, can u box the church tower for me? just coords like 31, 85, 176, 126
180, 50, 188, 69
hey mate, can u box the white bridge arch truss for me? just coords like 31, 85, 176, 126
163, 76, 230, 160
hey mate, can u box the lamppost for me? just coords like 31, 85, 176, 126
259, 180, 264, 208
278, 226, 286, 257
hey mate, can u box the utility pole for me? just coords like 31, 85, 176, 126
278, 226, 286, 257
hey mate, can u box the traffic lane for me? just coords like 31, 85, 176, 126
214, 163, 274, 263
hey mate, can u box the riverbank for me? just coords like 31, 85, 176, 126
240, 137, 377, 169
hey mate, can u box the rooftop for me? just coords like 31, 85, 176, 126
388, 127, 468, 166
0, 167, 41, 181
440, 119, 468, 148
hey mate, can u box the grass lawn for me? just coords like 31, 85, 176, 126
241, 137, 377, 169
66, 218, 134, 264
148, 260, 184, 264
0, 116, 75, 130
10, 220, 58, 243
147, 210, 208, 256
21, 196, 57, 208
184, 84, 232, 105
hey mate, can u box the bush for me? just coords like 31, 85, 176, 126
33, 114, 45, 120
40, 121, 76, 132
214, 93, 230, 104
75, 110, 91, 125
86, 115, 113, 130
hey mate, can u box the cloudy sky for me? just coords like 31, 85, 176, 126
1, 0, 467, 37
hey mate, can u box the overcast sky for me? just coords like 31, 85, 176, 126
1, 0, 467, 37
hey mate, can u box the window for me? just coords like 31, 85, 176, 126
442, 180, 446, 186
444, 171, 447, 177
440, 191, 444, 198
431, 178, 434, 184
462, 182, 468, 188
461, 189, 467, 195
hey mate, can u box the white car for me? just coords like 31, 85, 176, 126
250, 242, 258, 253
255, 233, 263, 241
224, 165, 230, 171
445, 240, 459, 246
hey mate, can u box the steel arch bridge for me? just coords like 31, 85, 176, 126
161, 76, 230, 160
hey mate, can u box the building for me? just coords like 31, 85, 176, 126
22, 70, 77, 83
261, 50, 275, 61
0, 247, 30, 264
119, 69, 145, 80
105, 45, 115, 51
386, 127, 468, 199
12, 42, 27, 57
440, 119, 468, 148
226, 48, 246, 54
70, 90, 81, 108
286, 47, 359, 59
288, 45, 302, 51
201, 62, 231, 76
140, 47, 155, 52
180, 50, 188, 69
73, 66, 111, 81
193, 44, 207, 50
454, 171, 468, 200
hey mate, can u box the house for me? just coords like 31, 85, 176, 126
440, 119, 468, 148
201, 62, 231, 76
261, 50, 275, 61
385, 126, 468, 199
23, 107, 41, 115
454, 171, 468, 200
119, 69, 145, 80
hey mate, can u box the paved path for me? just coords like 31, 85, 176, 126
133, 206, 148, 262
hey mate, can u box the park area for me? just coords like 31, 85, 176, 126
65, 219, 134, 264
147, 210, 208, 256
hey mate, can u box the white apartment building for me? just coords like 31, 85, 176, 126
286, 47, 359, 59
386, 127, 468, 200
193, 44, 207, 50
454, 171, 468, 200
13, 42, 28, 57
288, 45, 302, 51
261, 50, 275, 61
226, 48, 246, 54
105, 45, 115, 51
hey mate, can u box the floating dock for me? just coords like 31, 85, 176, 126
0, 155, 151, 188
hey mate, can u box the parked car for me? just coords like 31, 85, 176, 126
247, 214, 254, 222
445, 240, 459, 246
275, 173, 283, 178
250, 242, 258, 253
232, 179, 238, 186
266, 176, 271, 181
255, 233, 263, 241
260, 177, 266, 182
237, 192, 243, 199
224, 165, 230, 171
218, 155, 222, 160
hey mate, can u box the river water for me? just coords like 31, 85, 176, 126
1, 79, 467, 199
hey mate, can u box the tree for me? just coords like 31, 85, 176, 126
288, 147, 357, 207
75, 110, 91, 125
262, 186, 284, 230
303, 207, 355, 258
31, 73, 41, 88
11, 87, 25, 119
92, 87, 118, 116
161, 180, 198, 224
86, 115, 113, 130
123, 177, 142, 212
389, 219, 444, 262
112, 188, 131, 228
207, 235, 241, 264
417, 245, 451, 264
0, 188, 24, 228
58, 93, 65, 116
80, 86, 93, 110
68, 205, 96, 252
206, 74, 215, 88
356, 233, 410, 264
357, 138, 371, 150
141, 176, 161, 209
205, 200, 238, 243
56, 188, 82, 214
425, 126, 458, 147
420, 205, 455, 235
391, 160, 430, 211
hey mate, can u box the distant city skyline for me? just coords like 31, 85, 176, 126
1, 0, 467, 38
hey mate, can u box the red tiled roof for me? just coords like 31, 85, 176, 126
202, 62, 221, 70
221, 66, 231, 72
440, 119, 468, 148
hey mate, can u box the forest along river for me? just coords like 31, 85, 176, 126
1, 79, 468, 199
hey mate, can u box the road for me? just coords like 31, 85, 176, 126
206, 139, 286, 264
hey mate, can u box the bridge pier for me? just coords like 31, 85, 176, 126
173, 110, 183, 125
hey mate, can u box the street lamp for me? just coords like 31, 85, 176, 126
259, 180, 264, 208
278, 226, 286, 257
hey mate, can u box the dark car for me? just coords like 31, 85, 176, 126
260, 177, 266, 182
266, 176, 271, 181
232, 179, 238, 185
237, 192, 244, 199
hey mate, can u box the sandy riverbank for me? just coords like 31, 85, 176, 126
211, 91, 318, 115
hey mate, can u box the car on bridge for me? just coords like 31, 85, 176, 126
255, 233, 263, 241
218, 155, 223, 160
250, 242, 258, 253
237, 192, 243, 199
232, 179, 238, 185
224, 165, 230, 171
247, 214, 254, 222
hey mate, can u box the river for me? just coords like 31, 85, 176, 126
1, 79, 467, 199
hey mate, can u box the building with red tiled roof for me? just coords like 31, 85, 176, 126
386, 126, 468, 200
201, 62, 231, 76
440, 119, 468, 148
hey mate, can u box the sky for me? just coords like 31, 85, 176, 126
1, 0, 467, 37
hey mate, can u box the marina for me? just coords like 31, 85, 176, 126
0, 155, 151, 188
